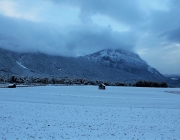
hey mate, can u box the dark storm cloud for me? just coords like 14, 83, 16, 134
140, 0, 180, 39
65, 26, 136, 55
0, 0, 142, 55
0, 15, 64, 54
159, 27, 180, 43
0, 14, 136, 56
153, 0, 180, 44
52, 0, 143, 25
51, 0, 180, 48
1, 0, 179, 52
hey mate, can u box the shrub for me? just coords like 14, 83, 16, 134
135, 80, 168, 88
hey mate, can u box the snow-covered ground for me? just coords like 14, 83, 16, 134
0, 86, 180, 139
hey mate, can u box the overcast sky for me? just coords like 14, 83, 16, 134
0, 0, 180, 74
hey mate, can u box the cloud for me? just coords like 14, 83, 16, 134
159, 27, 180, 43
52, 0, 144, 26
0, 0, 42, 21
0, 14, 64, 54
0, 0, 180, 73
138, 44, 180, 74
0, 14, 136, 56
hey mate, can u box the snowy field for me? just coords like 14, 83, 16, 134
0, 86, 180, 140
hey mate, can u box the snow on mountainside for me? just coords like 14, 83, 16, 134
0, 47, 166, 82
84, 49, 151, 70
84, 49, 147, 69
16, 61, 28, 69
0, 48, 32, 76
83, 49, 164, 80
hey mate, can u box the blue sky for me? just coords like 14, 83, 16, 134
0, 0, 180, 74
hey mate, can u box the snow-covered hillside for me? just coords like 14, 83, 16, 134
0, 47, 167, 82
84, 49, 147, 69
84, 49, 164, 81
0, 48, 34, 76
84, 49, 156, 72
0, 86, 180, 139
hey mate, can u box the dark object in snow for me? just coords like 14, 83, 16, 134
99, 83, 106, 90
8, 84, 16, 88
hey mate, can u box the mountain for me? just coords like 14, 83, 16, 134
83, 49, 164, 81
0, 48, 167, 83
0, 48, 34, 76
163, 74, 180, 86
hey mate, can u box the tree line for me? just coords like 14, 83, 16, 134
0, 75, 168, 88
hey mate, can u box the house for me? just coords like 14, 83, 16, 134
8, 84, 16, 88
99, 83, 106, 90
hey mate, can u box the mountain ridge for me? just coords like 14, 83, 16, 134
0, 47, 167, 83
83, 49, 164, 80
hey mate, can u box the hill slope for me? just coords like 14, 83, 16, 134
83, 49, 164, 81
0, 48, 166, 82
